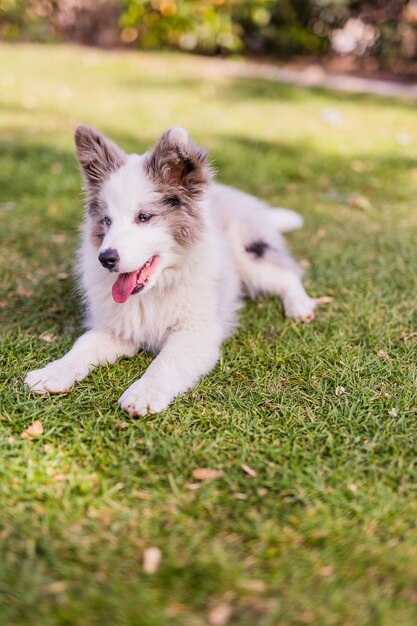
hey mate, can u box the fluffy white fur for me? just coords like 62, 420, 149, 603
25, 127, 316, 416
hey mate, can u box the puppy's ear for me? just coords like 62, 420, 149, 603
74, 125, 126, 190
145, 127, 212, 199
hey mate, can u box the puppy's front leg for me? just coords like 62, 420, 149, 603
25, 329, 136, 395
119, 329, 221, 417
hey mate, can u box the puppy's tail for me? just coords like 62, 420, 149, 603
268, 207, 304, 233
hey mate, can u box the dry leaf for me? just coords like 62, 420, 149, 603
315, 296, 334, 304
0, 300, 7, 309
208, 603, 232, 626
241, 464, 257, 477
57, 272, 69, 280
16, 287, 34, 298
39, 331, 55, 343
233, 492, 248, 500
378, 349, 391, 361
319, 566, 334, 577
335, 386, 345, 397
348, 483, 359, 495
299, 258, 311, 269
401, 331, 417, 342
348, 195, 371, 210
192, 468, 224, 481
20, 420, 44, 439
185, 483, 201, 490
389, 407, 398, 418
143, 546, 161, 574
43, 581, 67, 594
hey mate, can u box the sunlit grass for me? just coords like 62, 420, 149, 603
1, 43, 417, 626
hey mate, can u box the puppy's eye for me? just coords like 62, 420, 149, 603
137, 213, 151, 223
101, 216, 111, 226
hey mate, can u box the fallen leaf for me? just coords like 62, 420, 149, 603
39, 331, 55, 343
16, 287, 34, 298
299, 258, 311, 269
208, 603, 232, 626
348, 195, 371, 210
233, 492, 248, 500
43, 581, 67, 594
57, 272, 69, 280
241, 464, 257, 477
388, 407, 398, 418
166, 602, 189, 617
0, 300, 7, 309
315, 296, 334, 304
20, 420, 44, 439
401, 331, 417, 342
335, 386, 346, 397
192, 468, 224, 481
185, 482, 201, 490
378, 349, 391, 361
319, 566, 334, 577
348, 483, 359, 495
143, 546, 161, 574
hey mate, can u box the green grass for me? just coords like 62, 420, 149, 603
1, 42, 417, 626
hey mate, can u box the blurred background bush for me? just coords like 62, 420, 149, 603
1, 1, 416, 72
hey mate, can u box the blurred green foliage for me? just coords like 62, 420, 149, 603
0, 0, 415, 66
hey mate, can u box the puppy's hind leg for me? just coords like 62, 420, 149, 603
25, 329, 136, 395
240, 239, 316, 322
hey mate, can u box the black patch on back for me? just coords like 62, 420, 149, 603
245, 240, 269, 258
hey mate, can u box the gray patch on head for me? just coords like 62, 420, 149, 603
86, 197, 107, 247
144, 128, 212, 245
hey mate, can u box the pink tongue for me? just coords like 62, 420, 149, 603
112, 271, 137, 304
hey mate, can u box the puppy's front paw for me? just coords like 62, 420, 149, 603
119, 379, 171, 417
284, 293, 316, 323
25, 362, 77, 395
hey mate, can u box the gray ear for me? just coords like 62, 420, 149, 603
145, 127, 212, 199
74, 125, 126, 189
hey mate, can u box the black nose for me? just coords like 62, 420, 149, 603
98, 248, 119, 271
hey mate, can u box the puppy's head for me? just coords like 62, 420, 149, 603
75, 126, 211, 303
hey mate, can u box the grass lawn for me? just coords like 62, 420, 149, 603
1, 43, 417, 626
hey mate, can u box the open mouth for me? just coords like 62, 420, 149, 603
112, 255, 159, 304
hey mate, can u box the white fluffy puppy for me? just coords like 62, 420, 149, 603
25, 126, 315, 415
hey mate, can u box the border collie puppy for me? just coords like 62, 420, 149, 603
25, 126, 315, 415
